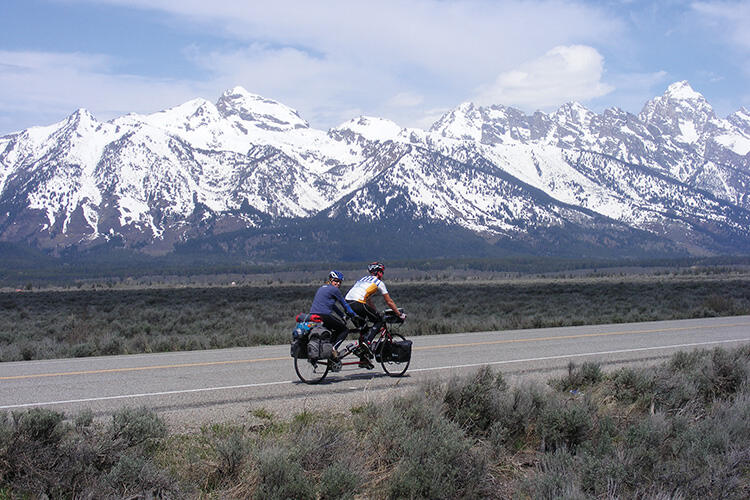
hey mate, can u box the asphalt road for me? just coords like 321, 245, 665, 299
2, 315, 749, 430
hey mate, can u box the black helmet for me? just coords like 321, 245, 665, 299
367, 262, 385, 274
328, 270, 344, 282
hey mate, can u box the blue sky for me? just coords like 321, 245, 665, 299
1, 0, 749, 135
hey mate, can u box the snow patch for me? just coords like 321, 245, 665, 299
676, 120, 699, 144
714, 133, 750, 156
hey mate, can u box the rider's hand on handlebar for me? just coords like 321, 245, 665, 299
398, 312, 406, 321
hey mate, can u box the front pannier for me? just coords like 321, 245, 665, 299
381, 339, 412, 363
307, 325, 333, 361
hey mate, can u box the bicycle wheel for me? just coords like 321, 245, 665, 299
294, 355, 329, 384
380, 333, 410, 377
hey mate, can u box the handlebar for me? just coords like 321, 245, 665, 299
382, 308, 405, 324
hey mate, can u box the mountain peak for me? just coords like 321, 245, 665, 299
334, 116, 403, 142
639, 81, 715, 132
665, 81, 703, 101
65, 108, 99, 130
428, 102, 484, 141
224, 86, 253, 97
554, 102, 594, 123
216, 87, 309, 131
70, 108, 96, 120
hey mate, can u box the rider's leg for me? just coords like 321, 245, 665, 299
347, 301, 381, 339
347, 302, 381, 359
364, 320, 384, 343
320, 314, 347, 357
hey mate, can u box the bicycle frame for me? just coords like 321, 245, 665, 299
335, 324, 392, 367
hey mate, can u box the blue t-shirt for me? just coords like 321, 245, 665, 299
310, 284, 356, 317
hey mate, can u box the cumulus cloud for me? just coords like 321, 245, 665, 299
474, 45, 614, 110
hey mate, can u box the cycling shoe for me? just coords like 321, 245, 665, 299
358, 358, 374, 369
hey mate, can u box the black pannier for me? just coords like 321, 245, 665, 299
372, 339, 384, 362
380, 339, 412, 363
307, 325, 333, 361
290, 338, 308, 359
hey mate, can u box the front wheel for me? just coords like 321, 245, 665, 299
380, 333, 410, 377
294, 355, 329, 384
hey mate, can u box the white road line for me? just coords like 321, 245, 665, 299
3, 337, 748, 410
0, 380, 292, 410
409, 337, 750, 373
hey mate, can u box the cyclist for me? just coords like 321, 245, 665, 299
345, 262, 406, 366
309, 270, 359, 358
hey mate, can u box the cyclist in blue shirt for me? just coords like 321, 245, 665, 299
310, 271, 359, 355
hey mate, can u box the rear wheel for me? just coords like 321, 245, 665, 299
380, 333, 410, 377
294, 356, 329, 384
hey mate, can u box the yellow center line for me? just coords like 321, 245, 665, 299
3, 321, 748, 381
0, 356, 287, 380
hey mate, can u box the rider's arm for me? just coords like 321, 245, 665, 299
332, 304, 344, 318
335, 288, 357, 317
382, 293, 400, 315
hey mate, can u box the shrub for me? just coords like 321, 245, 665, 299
292, 417, 361, 475
0, 409, 69, 496
551, 361, 603, 392
608, 366, 655, 406
443, 365, 508, 436
109, 407, 167, 449
620, 413, 670, 486
317, 461, 360, 500
251, 445, 313, 500
104, 451, 178, 498
538, 397, 595, 453
361, 391, 493, 499
517, 448, 587, 500
210, 428, 252, 485
695, 348, 748, 403
14, 408, 65, 445
488, 382, 549, 453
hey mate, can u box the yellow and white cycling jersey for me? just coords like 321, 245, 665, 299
345, 275, 389, 304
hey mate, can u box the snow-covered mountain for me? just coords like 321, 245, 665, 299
1, 82, 749, 259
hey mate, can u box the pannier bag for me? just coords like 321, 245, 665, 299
290, 338, 308, 359
292, 313, 323, 340
307, 325, 333, 360
381, 339, 412, 363
372, 339, 385, 363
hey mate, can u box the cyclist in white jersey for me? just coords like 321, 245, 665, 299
345, 262, 406, 354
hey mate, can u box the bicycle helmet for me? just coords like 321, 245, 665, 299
367, 262, 385, 274
328, 270, 344, 282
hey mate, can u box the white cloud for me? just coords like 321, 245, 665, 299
2, 1, 628, 132
474, 45, 614, 110
0, 50, 205, 130
692, 1, 750, 52
64, 1, 621, 121
83, 1, 621, 74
